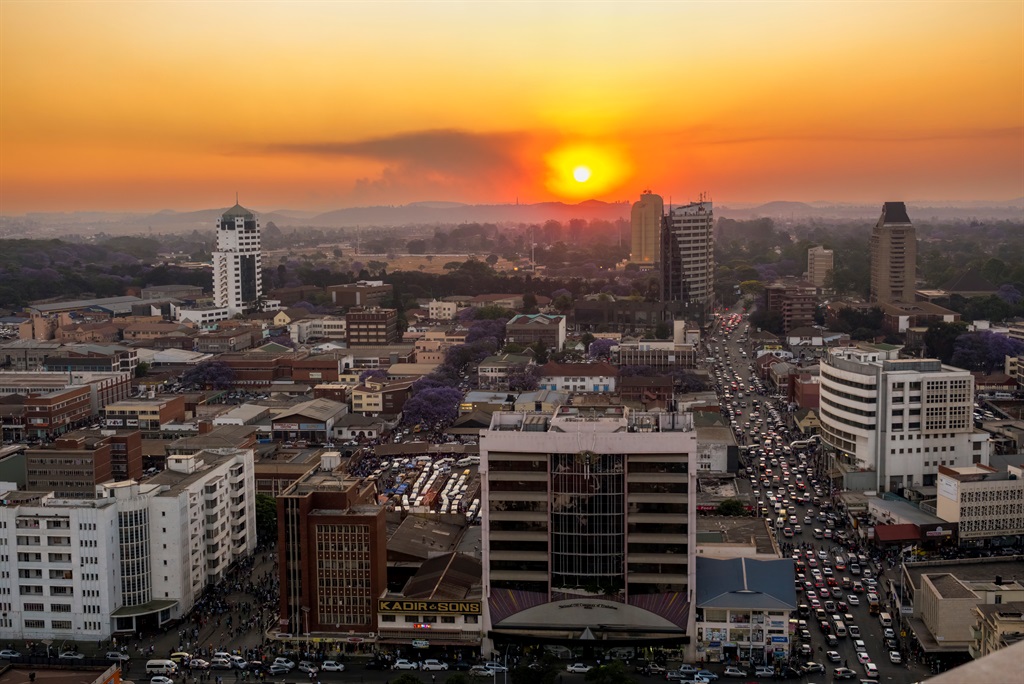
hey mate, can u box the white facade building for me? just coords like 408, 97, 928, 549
0, 448, 256, 640
428, 300, 458, 321
936, 464, 1024, 542
213, 204, 263, 316
819, 345, 990, 492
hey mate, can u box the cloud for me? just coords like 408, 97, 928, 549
263, 129, 533, 176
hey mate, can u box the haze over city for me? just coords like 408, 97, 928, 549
1, 1, 1022, 215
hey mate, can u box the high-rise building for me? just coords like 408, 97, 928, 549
480, 405, 697, 657
630, 190, 664, 265
870, 202, 917, 303
818, 344, 989, 493
806, 245, 834, 288
661, 200, 715, 320
213, 203, 263, 316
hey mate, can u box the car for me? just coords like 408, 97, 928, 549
365, 660, 391, 671
245, 662, 264, 674
695, 671, 719, 681
229, 656, 247, 670
847, 595, 860, 606
106, 652, 131, 662
267, 665, 291, 676
151, 678, 174, 684
889, 651, 902, 664
753, 666, 775, 677
677, 665, 701, 675
59, 652, 85, 660
189, 660, 210, 671
393, 660, 420, 670
826, 651, 841, 663
297, 662, 318, 675
883, 628, 896, 639
857, 652, 872, 665
833, 667, 857, 680
864, 662, 879, 678
272, 658, 295, 670
723, 667, 747, 678
849, 625, 861, 637
209, 659, 233, 670
469, 666, 493, 678
483, 662, 509, 674
884, 637, 899, 650
854, 640, 867, 652
640, 663, 666, 675
320, 661, 345, 672
566, 663, 592, 674
422, 660, 449, 671
801, 662, 825, 674
0, 650, 21, 660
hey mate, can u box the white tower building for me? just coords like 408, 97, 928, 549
213, 203, 263, 316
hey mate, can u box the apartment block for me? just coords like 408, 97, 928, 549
936, 464, 1024, 541
346, 308, 399, 346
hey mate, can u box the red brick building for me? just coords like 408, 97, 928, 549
24, 385, 92, 438
278, 470, 387, 634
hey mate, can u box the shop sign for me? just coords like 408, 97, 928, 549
770, 636, 788, 643
378, 599, 481, 615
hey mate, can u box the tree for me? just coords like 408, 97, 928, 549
181, 360, 236, 390
401, 386, 463, 428
359, 369, 388, 383
255, 494, 278, 546
485, 253, 499, 266
390, 675, 423, 684
467, 318, 507, 346
951, 331, 1024, 373
134, 361, 150, 378
506, 364, 541, 392
717, 499, 746, 516
585, 661, 635, 684
589, 338, 615, 360
923, 321, 969, 364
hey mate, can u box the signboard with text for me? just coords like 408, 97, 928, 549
378, 599, 481, 615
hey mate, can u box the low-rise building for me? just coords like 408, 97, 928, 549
971, 602, 1024, 659
428, 299, 458, 321
935, 464, 1024, 543
346, 307, 400, 346
695, 557, 797, 665
271, 398, 349, 443
537, 361, 617, 393
505, 313, 566, 351
103, 396, 187, 434
477, 353, 534, 390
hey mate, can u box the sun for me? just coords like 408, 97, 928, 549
544, 142, 632, 199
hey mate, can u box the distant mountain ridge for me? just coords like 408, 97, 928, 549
8, 198, 1021, 236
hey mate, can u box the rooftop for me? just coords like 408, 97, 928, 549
925, 573, 978, 600
695, 557, 797, 610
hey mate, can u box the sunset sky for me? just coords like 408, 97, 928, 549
1, 1, 1022, 213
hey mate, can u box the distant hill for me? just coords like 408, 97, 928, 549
717, 199, 1024, 221
305, 200, 631, 228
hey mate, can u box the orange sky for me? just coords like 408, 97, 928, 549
1, 1, 1022, 213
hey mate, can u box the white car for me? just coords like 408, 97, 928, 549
566, 663, 592, 674
59, 652, 85, 660
297, 662, 318, 675
151, 678, 174, 684
723, 667, 747, 678
482, 662, 508, 673
267, 665, 291, 676
421, 660, 449, 671
0, 650, 21, 659
754, 666, 776, 677
889, 651, 902, 664
272, 658, 295, 671
393, 659, 420, 670
320, 661, 345, 672
107, 652, 131, 662
857, 652, 872, 665
847, 595, 860, 606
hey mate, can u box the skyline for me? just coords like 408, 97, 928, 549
1, 1, 1022, 214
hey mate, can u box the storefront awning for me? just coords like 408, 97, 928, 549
112, 599, 177, 617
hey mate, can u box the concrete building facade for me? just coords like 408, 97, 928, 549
661, 200, 715, 322
480, 405, 697, 656
935, 464, 1024, 542
819, 345, 990, 492
630, 190, 664, 266
213, 203, 263, 316
806, 245, 834, 289
870, 201, 917, 304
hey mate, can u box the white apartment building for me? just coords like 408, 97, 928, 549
936, 464, 1024, 542
289, 317, 347, 344
0, 448, 256, 640
819, 344, 990, 492
213, 203, 263, 316
176, 306, 231, 327
428, 300, 458, 321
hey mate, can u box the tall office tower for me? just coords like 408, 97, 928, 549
807, 245, 834, 288
630, 190, 664, 265
869, 201, 917, 304
480, 405, 697, 657
213, 202, 263, 316
661, 200, 715, 320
